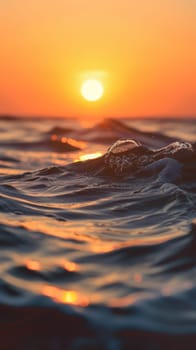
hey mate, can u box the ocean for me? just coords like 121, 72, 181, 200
0, 116, 196, 349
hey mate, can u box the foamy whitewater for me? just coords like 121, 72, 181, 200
0, 117, 196, 349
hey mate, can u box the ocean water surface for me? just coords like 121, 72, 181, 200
0, 116, 196, 349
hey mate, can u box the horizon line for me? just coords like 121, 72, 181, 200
0, 114, 196, 120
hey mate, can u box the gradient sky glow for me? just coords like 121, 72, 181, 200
0, 0, 196, 117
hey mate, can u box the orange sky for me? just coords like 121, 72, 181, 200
0, 0, 196, 118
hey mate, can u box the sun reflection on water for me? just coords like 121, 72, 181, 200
50, 134, 86, 150
42, 285, 89, 308
26, 260, 41, 271
51, 134, 58, 141
78, 152, 102, 162
109, 294, 141, 308
63, 260, 79, 272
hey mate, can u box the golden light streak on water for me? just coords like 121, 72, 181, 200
91, 243, 113, 253
79, 152, 102, 161
42, 285, 89, 307
51, 134, 58, 141
25, 260, 41, 271
50, 134, 86, 149
109, 294, 141, 308
63, 261, 79, 272
61, 137, 86, 149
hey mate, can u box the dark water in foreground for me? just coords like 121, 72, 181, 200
0, 117, 196, 349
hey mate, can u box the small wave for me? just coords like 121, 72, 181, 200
46, 125, 73, 135
69, 118, 178, 147
0, 154, 19, 163
0, 138, 81, 153
66, 138, 196, 185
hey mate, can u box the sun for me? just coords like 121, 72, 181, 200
81, 79, 104, 102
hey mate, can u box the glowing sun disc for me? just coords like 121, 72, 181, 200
81, 79, 104, 102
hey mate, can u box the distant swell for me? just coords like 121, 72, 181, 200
68, 118, 178, 147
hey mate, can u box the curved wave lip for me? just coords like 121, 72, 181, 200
68, 138, 196, 183
0, 117, 196, 349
